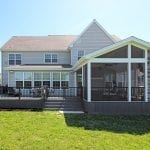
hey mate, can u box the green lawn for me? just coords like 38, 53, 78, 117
0, 111, 150, 150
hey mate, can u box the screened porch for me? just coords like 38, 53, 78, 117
79, 44, 147, 102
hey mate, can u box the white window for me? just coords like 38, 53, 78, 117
9, 54, 21, 65
53, 72, 60, 89
78, 50, 84, 60
34, 72, 42, 87
43, 72, 50, 87
24, 72, 32, 88
45, 53, 58, 63
15, 72, 23, 88
61, 72, 69, 88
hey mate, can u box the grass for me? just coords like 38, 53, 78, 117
0, 111, 150, 150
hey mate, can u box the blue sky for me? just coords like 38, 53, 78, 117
0, 0, 150, 70
0, 0, 150, 45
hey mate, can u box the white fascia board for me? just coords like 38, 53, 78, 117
90, 58, 128, 63
72, 59, 89, 71
5, 66, 72, 71
90, 58, 146, 63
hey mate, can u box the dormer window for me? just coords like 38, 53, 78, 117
78, 50, 84, 60
9, 54, 21, 65
45, 53, 58, 63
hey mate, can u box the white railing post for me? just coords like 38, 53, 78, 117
87, 62, 91, 102
74, 72, 77, 96
128, 44, 131, 102
145, 50, 148, 102
82, 66, 83, 87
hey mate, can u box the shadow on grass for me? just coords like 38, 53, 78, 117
0, 108, 43, 112
64, 114, 150, 135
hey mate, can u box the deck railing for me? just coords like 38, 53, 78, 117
0, 86, 83, 100
0, 86, 145, 101
131, 87, 145, 101
90, 87, 145, 101
91, 87, 128, 101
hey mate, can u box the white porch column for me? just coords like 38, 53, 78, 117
128, 44, 131, 102
8, 71, 10, 87
74, 72, 77, 96
87, 62, 91, 102
82, 66, 83, 87
145, 50, 148, 102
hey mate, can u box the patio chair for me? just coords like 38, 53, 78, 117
7, 87, 21, 97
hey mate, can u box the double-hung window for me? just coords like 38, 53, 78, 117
9, 54, 21, 65
34, 72, 42, 88
45, 53, 58, 63
61, 72, 69, 88
15, 72, 23, 88
24, 72, 32, 89
43, 72, 50, 87
78, 50, 84, 60
53, 72, 60, 89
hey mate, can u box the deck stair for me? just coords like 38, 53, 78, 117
44, 97, 83, 111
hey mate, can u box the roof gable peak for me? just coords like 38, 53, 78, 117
70, 19, 115, 47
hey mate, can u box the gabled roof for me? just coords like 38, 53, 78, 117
73, 36, 150, 70
1, 35, 77, 52
84, 36, 150, 59
69, 19, 116, 47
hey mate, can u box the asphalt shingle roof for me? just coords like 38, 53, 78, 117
1, 35, 77, 51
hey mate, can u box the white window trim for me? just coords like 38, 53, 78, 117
8, 53, 22, 65
15, 72, 33, 88
44, 53, 58, 64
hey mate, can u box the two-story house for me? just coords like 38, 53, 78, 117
1, 19, 115, 90
1, 19, 150, 114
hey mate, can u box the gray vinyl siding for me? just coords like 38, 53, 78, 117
9, 71, 15, 87
22, 51, 70, 64
71, 22, 114, 65
3, 51, 70, 65
1, 52, 8, 86
1, 51, 71, 86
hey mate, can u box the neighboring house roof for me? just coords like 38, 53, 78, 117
1, 35, 77, 52
111, 35, 121, 42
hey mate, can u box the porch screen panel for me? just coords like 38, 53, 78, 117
131, 46, 145, 58
131, 63, 145, 101
97, 46, 127, 58
91, 63, 128, 101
